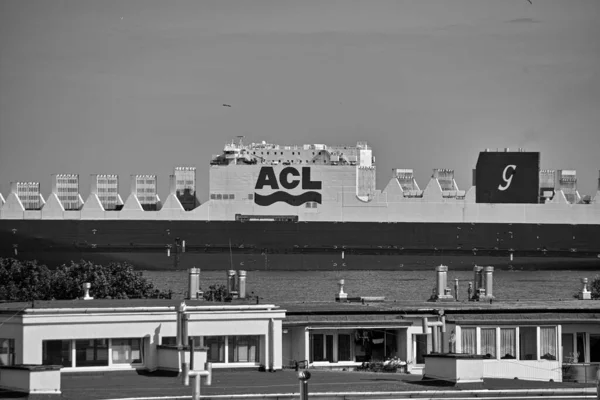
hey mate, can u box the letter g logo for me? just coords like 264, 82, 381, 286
498, 165, 517, 191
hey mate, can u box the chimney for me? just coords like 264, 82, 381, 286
187, 267, 201, 300
238, 270, 247, 299
83, 282, 93, 300
433, 265, 454, 301
483, 266, 494, 300
579, 278, 591, 300
335, 279, 348, 302
473, 266, 484, 299
226, 270, 238, 298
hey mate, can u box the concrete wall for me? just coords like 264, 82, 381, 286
483, 359, 561, 382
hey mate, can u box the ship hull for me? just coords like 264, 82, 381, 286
1, 220, 599, 270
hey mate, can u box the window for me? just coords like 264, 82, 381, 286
414, 334, 428, 364
205, 336, 225, 362
576, 333, 586, 362
0, 338, 15, 366
500, 328, 516, 359
75, 339, 108, 367
310, 334, 324, 362
540, 327, 557, 360
590, 334, 600, 362
338, 334, 351, 361
227, 336, 259, 363
519, 327, 537, 360
161, 337, 176, 346
481, 328, 496, 358
461, 328, 476, 354
562, 333, 575, 362
112, 338, 142, 364
43, 340, 71, 367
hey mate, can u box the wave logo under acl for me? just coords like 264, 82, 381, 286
254, 167, 322, 206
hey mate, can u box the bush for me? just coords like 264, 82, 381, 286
0, 258, 172, 301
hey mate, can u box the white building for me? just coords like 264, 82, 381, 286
0, 299, 285, 372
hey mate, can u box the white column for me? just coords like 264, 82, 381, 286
224, 336, 229, 364
557, 325, 562, 364
496, 327, 501, 360
304, 329, 310, 363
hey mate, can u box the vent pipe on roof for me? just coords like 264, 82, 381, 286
227, 270, 238, 299
238, 270, 247, 299
83, 282, 93, 300
335, 279, 347, 302
579, 278, 591, 300
504, 148, 510, 152
432, 265, 454, 302
187, 267, 202, 300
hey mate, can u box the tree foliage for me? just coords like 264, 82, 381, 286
0, 258, 172, 301
590, 275, 600, 300
203, 284, 229, 302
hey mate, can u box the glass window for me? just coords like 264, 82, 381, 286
500, 328, 516, 359
227, 336, 259, 363
480, 328, 496, 358
310, 333, 324, 362
161, 337, 176, 346
338, 334, 351, 361
540, 327, 557, 360
461, 328, 476, 354
519, 327, 537, 360
414, 334, 428, 364
590, 334, 600, 363
112, 338, 142, 364
205, 336, 225, 363
75, 339, 108, 367
0, 338, 15, 366
576, 333, 586, 363
562, 333, 575, 363
43, 340, 71, 367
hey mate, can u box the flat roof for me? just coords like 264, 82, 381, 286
1, 298, 598, 319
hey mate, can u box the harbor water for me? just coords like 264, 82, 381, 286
143, 269, 598, 303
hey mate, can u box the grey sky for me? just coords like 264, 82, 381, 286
1, 0, 599, 200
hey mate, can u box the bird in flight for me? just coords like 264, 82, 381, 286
526, 0, 532, 4
223, 104, 232, 107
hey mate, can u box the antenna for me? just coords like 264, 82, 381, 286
237, 136, 244, 147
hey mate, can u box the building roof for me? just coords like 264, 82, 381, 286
0, 298, 279, 315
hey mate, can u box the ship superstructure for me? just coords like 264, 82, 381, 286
0, 142, 599, 270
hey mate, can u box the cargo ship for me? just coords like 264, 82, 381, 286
1, 140, 599, 271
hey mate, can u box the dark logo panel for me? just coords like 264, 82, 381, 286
254, 191, 322, 207
475, 152, 540, 204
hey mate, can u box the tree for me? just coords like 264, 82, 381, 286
590, 275, 600, 299
0, 258, 172, 301
0, 258, 53, 301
